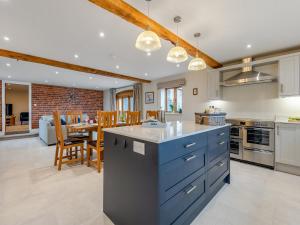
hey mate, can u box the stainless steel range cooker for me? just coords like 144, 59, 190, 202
226, 118, 275, 168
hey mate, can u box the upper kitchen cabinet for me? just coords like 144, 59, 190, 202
275, 123, 300, 168
279, 55, 300, 97
207, 70, 221, 100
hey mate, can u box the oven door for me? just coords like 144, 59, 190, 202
243, 127, 274, 151
230, 138, 243, 160
230, 125, 242, 139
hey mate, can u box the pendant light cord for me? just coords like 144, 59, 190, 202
176, 23, 179, 46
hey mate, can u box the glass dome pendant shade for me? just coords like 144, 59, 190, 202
188, 56, 207, 71
167, 46, 188, 63
166, 16, 188, 63
135, 30, 162, 52
135, 0, 161, 53
188, 32, 207, 71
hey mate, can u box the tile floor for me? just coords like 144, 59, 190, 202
0, 137, 300, 225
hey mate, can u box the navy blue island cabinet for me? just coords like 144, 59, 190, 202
103, 122, 230, 225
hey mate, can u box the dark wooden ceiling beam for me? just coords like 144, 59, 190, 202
0, 49, 151, 83
89, 0, 222, 68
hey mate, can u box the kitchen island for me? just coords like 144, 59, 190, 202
103, 121, 230, 225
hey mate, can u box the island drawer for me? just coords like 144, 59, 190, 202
159, 148, 206, 204
160, 174, 206, 225
207, 139, 228, 167
207, 154, 229, 188
159, 133, 207, 165
208, 127, 229, 143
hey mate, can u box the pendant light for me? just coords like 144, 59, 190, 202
167, 16, 188, 63
188, 33, 207, 71
135, 0, 161, 53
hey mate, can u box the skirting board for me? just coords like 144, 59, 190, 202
275, 163, 300, 176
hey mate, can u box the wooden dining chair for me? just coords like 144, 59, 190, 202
53, 111, 84, 171
66, 111, 89, 141
126, 111, 141, 126
87, 111, 117, 173
146, 110, 160, 120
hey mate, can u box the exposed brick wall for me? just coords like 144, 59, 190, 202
0, 80, 2, 132
31, 84, 103, 129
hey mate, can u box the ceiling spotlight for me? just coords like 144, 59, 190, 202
145, 73, 148, 76
74, 54, 79, 59
89, 76, 93, 80
7, 75, 12, 78
6, 63, 11, 67
99, 32, 105, 38
247, 44, 252, 49
55, 71, 59, 74
115, 80, 119, 84
3, 36, 10, 41
176, 64, 180, 68
147, 52, 151, 56
116, 65, 120, 69
45, 80, 48, 83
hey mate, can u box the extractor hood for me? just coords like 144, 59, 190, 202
221, 58, 277, 87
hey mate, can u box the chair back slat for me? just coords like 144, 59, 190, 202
53, 111, 64, 146
96, 111, 117, 148
146, 110, 159, 120
126, 111, 140, 126
66, 111, 83, 125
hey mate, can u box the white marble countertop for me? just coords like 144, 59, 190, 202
104, 121, 230, 144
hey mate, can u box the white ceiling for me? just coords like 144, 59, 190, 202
1, 0, 300, 89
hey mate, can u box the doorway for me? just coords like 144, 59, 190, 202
2, 82, 31, 135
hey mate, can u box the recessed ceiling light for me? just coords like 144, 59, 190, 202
45, 80, 48, 83
3, 36, 10, 41
115, 80, 119, 84
55, 71, 59, 74
147, 52, 151, 56
99, 32, 105, 38
176, 64, 180, 68
246, 44, 252, 49
6, 63, 11, 67
7, 75, 12, 78
116, 65, 120, 69
89, 76, 93, 80
74, 54, 79, 59
145, 73, 148, 76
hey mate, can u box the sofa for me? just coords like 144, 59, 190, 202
39, 114, 89, 145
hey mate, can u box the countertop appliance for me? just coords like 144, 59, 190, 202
226, 118, 275, 168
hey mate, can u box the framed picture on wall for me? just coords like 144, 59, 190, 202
145, 92, 154, 104
193, 88, 198, 95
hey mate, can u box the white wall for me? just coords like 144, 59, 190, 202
103, 90, 111, 111
143, 63, 300, 121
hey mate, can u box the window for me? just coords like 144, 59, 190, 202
160, 87, 183, 113
116, 90, 134, 113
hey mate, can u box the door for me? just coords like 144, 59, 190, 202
207, 70, 221, 100
279, 56, 300, 97
275, 123, 300, 167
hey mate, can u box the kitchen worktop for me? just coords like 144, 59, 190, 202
104, 121, 230, 143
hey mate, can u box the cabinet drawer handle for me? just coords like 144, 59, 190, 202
185, 185, 197, 195
219, 141, 225, 145
218, 132, 225, 136
113, 138, 118, 145
184, 155, 197, 162
217, 162, 225, 167
123, 140, 127, 149
185, 142, 196, 148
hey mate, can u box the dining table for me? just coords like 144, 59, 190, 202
66, 121, 129, 141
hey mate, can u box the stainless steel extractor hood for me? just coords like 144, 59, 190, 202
221, 58, 277, 87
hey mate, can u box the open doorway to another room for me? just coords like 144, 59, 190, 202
4, 83, 30, 135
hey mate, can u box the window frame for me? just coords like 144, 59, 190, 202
163, 87, 182, 113
116, 90, 134, 113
